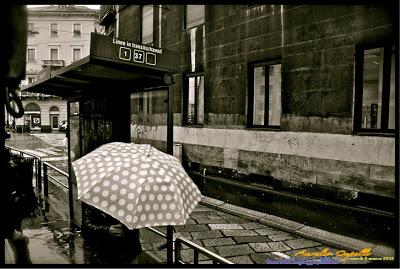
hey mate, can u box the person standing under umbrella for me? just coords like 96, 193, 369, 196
81, 202, 142, 264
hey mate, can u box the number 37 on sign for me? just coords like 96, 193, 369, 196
119, 46, 156, 66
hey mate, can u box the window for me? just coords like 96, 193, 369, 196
27, 48, 35, 62
185, 5, 204, 29
50, 23, 58, 37
141, 5, 154, 45
28, 23, 35, 35
73, 23, 81, 37
354, 44, 395, 133
73, 48, 81, 62
184, 73, 204, 125
248, 61, 282, 128
50, 48, 58, 60
28, 77, 35, 84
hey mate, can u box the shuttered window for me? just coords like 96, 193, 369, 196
185, 5, 204, 29
141, 5, 154, 45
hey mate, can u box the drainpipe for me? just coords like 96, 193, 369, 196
159, 5, 162, 48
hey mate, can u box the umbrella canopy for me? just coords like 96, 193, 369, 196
72, 142, 202, 229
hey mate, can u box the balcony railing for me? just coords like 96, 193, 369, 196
42, 60, 65, 68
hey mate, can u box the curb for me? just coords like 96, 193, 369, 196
199, 196, 395, 259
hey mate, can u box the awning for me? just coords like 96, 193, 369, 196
22, 33, 179, 98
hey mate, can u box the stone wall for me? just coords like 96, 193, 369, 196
119, 5, 395, 201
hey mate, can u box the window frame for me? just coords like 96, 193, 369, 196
73, 23, 82, 37
353, 42, 396, 135
183, 72, 205, 126
27, 48, 36, 62
50, 23, 58, 37
247, 59, 282, 129
72, 47, 82, 62
184, 5, 205, 30
49, 47, 59, 61
140, 5, 154, 45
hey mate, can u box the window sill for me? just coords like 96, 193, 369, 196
182, 124, 204, 128
352, 131, 395, 137
246, 127, 281, 132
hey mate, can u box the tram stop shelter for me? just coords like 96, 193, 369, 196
21, 33, 178, 262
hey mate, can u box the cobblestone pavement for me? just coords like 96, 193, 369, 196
139, 205, 372, 265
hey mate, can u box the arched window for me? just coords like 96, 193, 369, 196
50, 106, 60, 113
25, 103, 40, 112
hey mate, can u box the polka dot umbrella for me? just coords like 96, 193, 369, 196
72, 142, 202, 230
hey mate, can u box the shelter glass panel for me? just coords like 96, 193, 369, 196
130, 90, 168, 152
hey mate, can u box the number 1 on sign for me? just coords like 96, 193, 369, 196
119, 47, 131, 61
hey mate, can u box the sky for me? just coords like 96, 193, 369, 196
27, 5, 100, 9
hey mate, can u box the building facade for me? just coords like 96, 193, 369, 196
13, 5, 100, 132
101, 5, 396, 208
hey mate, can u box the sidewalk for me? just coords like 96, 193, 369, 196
22, 179, 395, 265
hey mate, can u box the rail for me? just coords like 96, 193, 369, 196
174, 236, 234, 264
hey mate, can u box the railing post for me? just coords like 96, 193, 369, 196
167, 225, 174, 264
43, 163, 48, 198
194, 249, 199, 264
43, 163, 49, 212
174, 239, 181, 264
37, 158, 42, 192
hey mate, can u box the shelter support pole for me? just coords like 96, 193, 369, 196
166, 85, 174, 264
66, 102, 74, 226
166, 225, 174, 264
167, 85, 173, 155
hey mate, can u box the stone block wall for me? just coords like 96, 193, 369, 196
117, 5, 395, 202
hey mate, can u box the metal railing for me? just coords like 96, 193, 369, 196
174, 237, 234, 264
6, 145, 42, 192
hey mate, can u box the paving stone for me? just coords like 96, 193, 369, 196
251, 252, 287, 264
207, 215, 223, 220
179, 247, 216, 262
208, 224, 243, 230
255, 228, 282, 236
268, 232, 296, 241
175, 224, 210, 232
195, 218, 228, 224
174, 232, 193, 240
233, 236, 272, 244
249, 243, 274, 252
284, 238, 322, 250
240, 222, 270, 230
184, 219, 197, 225
268, 242, 292, 252
202, 237, 236, 247
216, 244, 254, 257
221, 229, 258, 237
191, 230, 224, 240
200, 196, 225, 207
228, 255, 254, 264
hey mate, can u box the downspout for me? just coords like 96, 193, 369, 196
159, 5, 162, 47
